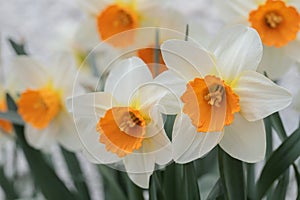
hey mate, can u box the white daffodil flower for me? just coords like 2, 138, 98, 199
68, 57, 172, 188
158, 25, 292, 163
214, 0, 300, 79
8, 55, 84, 152
75, 0, 186, 47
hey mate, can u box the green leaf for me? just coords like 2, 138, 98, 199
269, 112, 300, 198
163, 163, 183, 200
6, 94, 76, 200
206, 178, 224, 200
0, 111, 24, 125
270, 112, 287, 140
182, 162, 201, 200
218, 147, 246, 200
163, 115, 176, 140
256, 127, 300, 199
98, 165, 128, 200
246, 164, 255, 199
121, 172, 144, 200
0, 167, 18, 200
61, 147, 91, 200
8, 39, 27, 55
149, 172, 165, 200
270, 169, 290, 200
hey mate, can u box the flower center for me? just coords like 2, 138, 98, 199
18, 86, 61, 129
265, 11, 283, 28
0, 99, 13, 134
248, 0, 300, 47
181, 75, 240, 132
97, 4, 138, 47
96, 107, 146, 157
204, 84, 225, 107
137, 46, 167, 77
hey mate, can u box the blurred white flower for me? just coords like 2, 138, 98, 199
76, 0, 186, 47
158, 25, 292, 163
214, 0, 300, 79
7, 55, 84, 152
68, 57, 171, 188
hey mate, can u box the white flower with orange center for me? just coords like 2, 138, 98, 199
68, 57, 171, 188
158, 25, 292, 163
8, 56, 83, 151
214, 0, 300, 79
76, 0, 186, 47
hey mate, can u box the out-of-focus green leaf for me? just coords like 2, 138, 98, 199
121, 172, 144, 200
247, 164, 255, 200
218, 148, 246, 200
271, 169, 290, 200
163, 115, 176, 140
0, 111, 24, 125
98, 165, 128, 200
182, 162, 201, 200
185, 24, 189, 41
8, 39, 27, 55
270, 112, 300, 198
270, 112, 287, 140
0, 167, 18, 200
150, 172, 165, 200
61, 147, 91, 200
6, 94, 76, 200
206, 178, 223, 200
256, 127, 300, 199
163, 163, 182, 200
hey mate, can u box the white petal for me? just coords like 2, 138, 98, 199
153, 70, 186, 114
49, 54, 78, 95
75, 117, 121, 164
209, 25, 262, 83
66, 92, 115, 118
285, 40, 300, 63
235, 71, 292, 121
258, 46, 293, 80
76, 0, 111, 15
126, 172, 152, 189
172, 114, 223, 164
161, 39, 215, 80
220, 113, 266, 163
104, 57, 152, 105
56, 112, 82, 152
143, 131, 172, 165
213, 0, 257, 23
8, 56, 49, 91
25, 122, 58, 152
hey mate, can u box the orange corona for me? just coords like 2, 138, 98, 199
97, 4, 138, 47
181, 75, 240, 132
18, 86, 61, 129
0, 99, 13, 133
137, 46, 167, 77
97, 107, 146, 157
249, 0, 300, 47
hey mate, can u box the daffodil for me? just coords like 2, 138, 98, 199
76, 0, 186, 47
8, 55, 84, 151
68, 57, 171, 188
158, 25, 292, 163
214, 0, 300, 79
